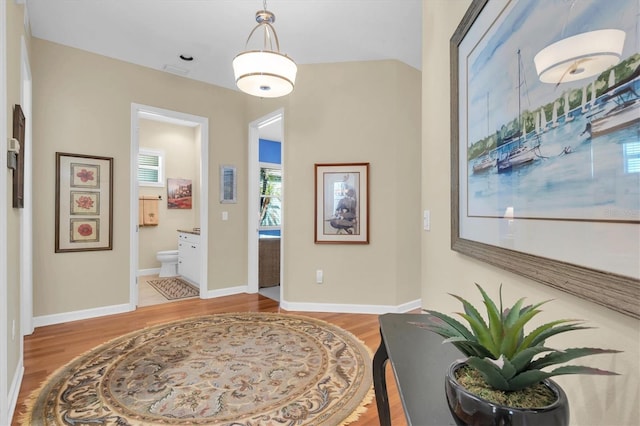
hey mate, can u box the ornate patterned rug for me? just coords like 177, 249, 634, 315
148, 277, 199, 300
23, 312, 373, 425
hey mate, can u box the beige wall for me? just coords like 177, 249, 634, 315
422, 1, 639, 425
245, 61, 422, 308
31, 38, 248, 315
31, 38, 422, 313
283, 60, 422, 305
138, 119, 198, 270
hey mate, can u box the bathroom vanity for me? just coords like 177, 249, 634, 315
178, 230, 200, 285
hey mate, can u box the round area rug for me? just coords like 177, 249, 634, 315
24, 312, 373, 425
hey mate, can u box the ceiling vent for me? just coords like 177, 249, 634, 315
162, 64, 190, 76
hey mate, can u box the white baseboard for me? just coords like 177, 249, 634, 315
31, 295, 421, 328
33, 303, 132, 328
205, 285, 249, 299
138, 268, 159, 276
280, 298, 422, 314
8, 360, 23, 424
397, 298, 423, 312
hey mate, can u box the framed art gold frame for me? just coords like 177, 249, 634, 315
55, 152, 113, 252
451, 0, 639, 318
314, 163, 369, 244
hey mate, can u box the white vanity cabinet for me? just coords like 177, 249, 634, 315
178, 232, 200, 285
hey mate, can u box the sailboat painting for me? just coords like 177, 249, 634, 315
461, 0, 639, 224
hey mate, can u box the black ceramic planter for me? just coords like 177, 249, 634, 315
445, 361, 570, 426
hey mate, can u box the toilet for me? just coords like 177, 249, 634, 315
156, 250, 179, 277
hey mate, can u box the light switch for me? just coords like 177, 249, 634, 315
222, 211, 228, 221
423, 210, 430, 231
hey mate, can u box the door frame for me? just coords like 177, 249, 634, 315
0, 2, 8, 423
130, 103, 209, 307
247, 109, 284, 298
20, 35, 33, 337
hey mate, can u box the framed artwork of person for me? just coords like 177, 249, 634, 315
314, 163, 369, 244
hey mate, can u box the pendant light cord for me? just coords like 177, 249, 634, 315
243, 0, 282, 53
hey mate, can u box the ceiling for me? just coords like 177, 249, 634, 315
26, 0, 423, 93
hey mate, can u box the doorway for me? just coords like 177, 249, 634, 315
248, 110, 284, 302
130, 104, 209, 309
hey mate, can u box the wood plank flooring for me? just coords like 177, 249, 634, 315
12, 293, 410, 425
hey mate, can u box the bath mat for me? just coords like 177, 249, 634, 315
147, 277, 199, 300
23, 312, 373, 425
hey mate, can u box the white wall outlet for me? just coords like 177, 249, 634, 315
316, 269, 323, 284
423, 210, 431, 231
222, 211, 228, 221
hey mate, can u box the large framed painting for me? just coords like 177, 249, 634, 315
315, 163, 369, 244
451, 0, 639, 318
55, 152, 113, 252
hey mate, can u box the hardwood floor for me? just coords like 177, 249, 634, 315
12, 293, 410, 425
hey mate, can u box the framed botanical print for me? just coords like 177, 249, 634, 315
55, 152, 113, 252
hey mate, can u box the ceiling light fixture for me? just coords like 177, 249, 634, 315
232, 0, 297, 98
534, 29, 626, 85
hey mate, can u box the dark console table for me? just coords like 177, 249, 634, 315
373, 313, 461, 425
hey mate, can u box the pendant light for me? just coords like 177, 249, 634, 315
233, 0, 297, 98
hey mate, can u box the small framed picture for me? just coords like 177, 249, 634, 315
70, 191, 100, 215
167, 178, 192, 209
220, 165, 237, 203
314, 163, 369, 244
56, 152, 113, 252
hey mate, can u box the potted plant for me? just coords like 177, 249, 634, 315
418, 284, 620, 426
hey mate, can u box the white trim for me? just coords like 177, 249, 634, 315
28, 295, 422, 328
130, 108, 140, 306
248, 110, 284, 296
20, 35, 33, 337
138, 268, 160, 276
130, 103, 209, 308
247, 122, 259, 293
280, 298, 423, 315
205, 285, 249, 299
33, 303, 132, 328
7, 361, 23, 424
0, 1, 9, 422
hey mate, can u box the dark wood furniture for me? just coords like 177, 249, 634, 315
259, 237, 280, 287
373, 313, 461, 426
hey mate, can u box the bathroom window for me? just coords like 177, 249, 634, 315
138, 148, 164, 187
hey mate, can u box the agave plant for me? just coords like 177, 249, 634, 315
420, 284, 620, 391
